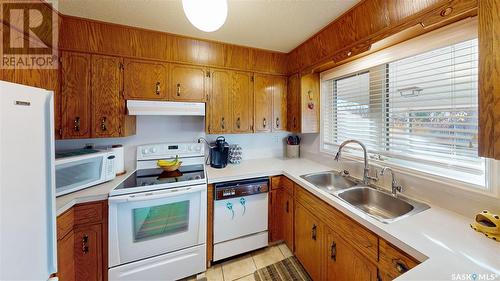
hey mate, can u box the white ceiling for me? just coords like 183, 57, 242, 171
57, 0, 360, 53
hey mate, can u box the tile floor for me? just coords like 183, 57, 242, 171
185, 243, 293, 281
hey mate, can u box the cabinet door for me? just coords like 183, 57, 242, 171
282, 190, 294, 251
294, 203, 322, 281
61, 51, 91, 139
287, 73, 300, 132
231, 71, 254, 133
57, 232, 75, 281
268, 189, 281, 243
170, 64, 207, 102
91, 55, 123, 138
123, 59, 168, 100
325, 227, 377, 281
254, 74, 273, 132
272, 76, 287, 131
209, 69, 231, 133
74, 224, 103, 281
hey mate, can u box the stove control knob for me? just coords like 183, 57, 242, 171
142, 148, 149, 155
194, 145, 201, 151
150, 147, 157, 154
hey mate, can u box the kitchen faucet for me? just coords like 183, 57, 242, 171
334, 139, 376, 185
380, 167, 403, 197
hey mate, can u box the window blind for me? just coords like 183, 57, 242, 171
321, 38, 483, 185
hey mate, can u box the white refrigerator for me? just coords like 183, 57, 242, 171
0, 81, 58, 280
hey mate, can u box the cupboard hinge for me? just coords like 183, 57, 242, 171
206, 71, 211, 78
120, 90, 125, 98
119, 62, 124, 70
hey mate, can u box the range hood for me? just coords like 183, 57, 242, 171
127, 100, 205, 116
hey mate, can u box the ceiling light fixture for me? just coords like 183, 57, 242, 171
182, 0, 228, 32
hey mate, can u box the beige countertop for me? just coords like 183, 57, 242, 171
56, 157, 500, 280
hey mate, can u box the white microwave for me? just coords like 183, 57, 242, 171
55, 149, 116, 197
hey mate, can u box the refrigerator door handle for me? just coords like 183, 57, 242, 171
45, 91, 57, 276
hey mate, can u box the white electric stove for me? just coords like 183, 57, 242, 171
108, 142, 207, 281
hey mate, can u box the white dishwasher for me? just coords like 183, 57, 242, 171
213, 177, 269, 261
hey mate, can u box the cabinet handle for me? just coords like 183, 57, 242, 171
100, 117, 107, 131
330, 241, 337, 261
285, 200, 289, 213
221, 117, 225, 130
236, 117, 241, 129
311, 224, 317, 240
73, 117, 80, 132
155, 82, 161, 95
276, 117, 280, 128
395, 260, 409, 273
263, 118, 267, 128
82, 234, 89, 254
293, 117, 297, 129
176, 83, 181, 96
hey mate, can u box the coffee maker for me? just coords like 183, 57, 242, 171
210, 136, 229, 169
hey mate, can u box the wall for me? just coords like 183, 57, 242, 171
55, 116, 289, 169
300, 133, 500, 218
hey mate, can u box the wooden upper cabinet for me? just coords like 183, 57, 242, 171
123, 59, 168, 100
286, 73, 320, 134
253, 74, 273, 132
272, 76, 287, 131
61, 51, 91, 139
294, 202, 322, 281
209, 69, 231, 134
287, 73, 301, 132
231, 71, 254, 133
91, 55, 124, 138
479, 0, 500, 159
325, 227, 377, 281
170, 64, 208, 102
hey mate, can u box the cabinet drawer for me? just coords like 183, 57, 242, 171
270, 176, 293, 195
57, 208, 75, 240
294, 185, 378, 263
379, 239, 419, 279
74, 202, 104, 226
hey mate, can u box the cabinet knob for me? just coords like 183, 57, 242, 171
285, 200, 289, 213
73, 116, 80, 132
263, 118, 267, 128
82, 234, 89, 254
155, 82, 161, 95
311, 224, 317, 240
176, 83, 181, 96
100, 117, 107, 131
221, 117, 225, 130
330, 241, 337, 261
236, 117, 241, 129
395, 260, 409, 273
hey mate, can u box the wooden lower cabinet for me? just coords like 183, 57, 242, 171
325, 227, 378, 281
294, 202, 322, 281
378, 239, 419, 281
269, 176, 294, 249
57, 201, 108, 281
280, 189, 294, 250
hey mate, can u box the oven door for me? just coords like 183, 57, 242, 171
108, 184, 207, 267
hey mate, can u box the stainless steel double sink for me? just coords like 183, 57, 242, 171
300, 171, 429, 224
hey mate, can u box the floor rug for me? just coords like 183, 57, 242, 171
254, 256, 312, 281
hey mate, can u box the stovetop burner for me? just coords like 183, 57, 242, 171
114, 164, 205, 191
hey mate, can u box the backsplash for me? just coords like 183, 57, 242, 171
55, 116, 289, 169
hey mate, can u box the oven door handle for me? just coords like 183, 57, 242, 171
108, 185, 205, 203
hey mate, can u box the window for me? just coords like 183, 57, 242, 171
321, 37, 488, 189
